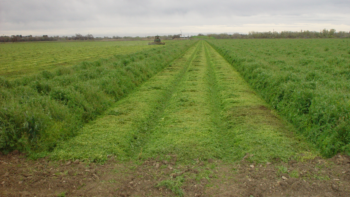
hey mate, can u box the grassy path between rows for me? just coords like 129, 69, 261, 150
141, 41, 314, 163
141, 41, 223, 161
203, 42, 313, 163
52, 41, 314, 163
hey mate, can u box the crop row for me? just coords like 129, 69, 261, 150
0, 40, 196, 155
208, 39, 350, 157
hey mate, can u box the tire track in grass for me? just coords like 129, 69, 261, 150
50, 43, 200, 162
142, 42, 223, 161
204, 42, 315, 163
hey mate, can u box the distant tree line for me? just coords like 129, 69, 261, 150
0, 34, 55, 42
0, 33, 95, 42
0, 34, 178, 43
2, 29, 348, 43
207, 29, 350, 39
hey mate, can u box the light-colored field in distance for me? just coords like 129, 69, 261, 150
0, 41, 156, 78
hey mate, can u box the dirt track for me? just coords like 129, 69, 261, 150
1, 151, 350, 196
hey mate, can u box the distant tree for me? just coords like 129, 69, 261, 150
329, 29, 336, 38
75, 34, 84, 40
86, 34, 94, 40
11, 35, 18, 42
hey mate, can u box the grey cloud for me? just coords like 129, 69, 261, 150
1, 0, 349, 36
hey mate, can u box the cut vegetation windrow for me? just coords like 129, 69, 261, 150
51, 42, 200, 161
52, 41, 314, 163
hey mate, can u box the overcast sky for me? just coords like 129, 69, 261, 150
1, 0, 349, 37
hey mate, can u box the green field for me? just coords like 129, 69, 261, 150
1, 39, 349, 159
0, 40, 195, 154
0, 41, 155, 78
208, 39, 350, 157
51, 41, 312, 164
2, 39, 350, 196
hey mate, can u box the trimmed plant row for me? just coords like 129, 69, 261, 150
208, 39, 350, 157
52, 41, 312, 163
51, 42, 201, 161
0, 40, 196, 154
203, 42, 310, 162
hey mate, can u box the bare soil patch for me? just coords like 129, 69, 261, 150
1, 151, 350, 196
206, 154, 350, 197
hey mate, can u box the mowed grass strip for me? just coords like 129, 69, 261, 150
142, 42, 223, 162
204, 42, 315, 163
0, 41, 154, 78
50, 43, 200, 162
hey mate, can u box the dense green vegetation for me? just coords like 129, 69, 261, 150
0, 41, 154, 78
52, 41, 312, 163
208, 39, 350, 157
0, 40, 195, 155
